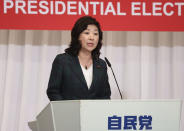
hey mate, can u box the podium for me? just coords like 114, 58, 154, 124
28, 100, 181, 131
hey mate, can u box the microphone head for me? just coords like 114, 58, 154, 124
104, 57, 111, 67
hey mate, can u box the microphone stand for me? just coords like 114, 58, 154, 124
105, 57, 123, 99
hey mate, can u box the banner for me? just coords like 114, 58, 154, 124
0, 0, 184, 31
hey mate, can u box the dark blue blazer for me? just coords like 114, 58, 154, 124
47, 53, 111, 101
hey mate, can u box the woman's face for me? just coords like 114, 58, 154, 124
79, 24, 99, 53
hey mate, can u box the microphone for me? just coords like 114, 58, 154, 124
105, 57, 123, 99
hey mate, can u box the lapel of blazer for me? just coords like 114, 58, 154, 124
89, 58, 102, 90
69, 54, 102, 91
70, 55, 88, 89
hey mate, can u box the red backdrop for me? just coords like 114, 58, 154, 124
0, 0, 184, 31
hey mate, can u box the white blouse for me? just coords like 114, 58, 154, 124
80, 63, 93, 89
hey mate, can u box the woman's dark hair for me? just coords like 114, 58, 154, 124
65, 16, 103, 59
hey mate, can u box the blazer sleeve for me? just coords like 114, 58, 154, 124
102, 63, 111, 99
47, 55, 64, 101
96, 61, 111, 99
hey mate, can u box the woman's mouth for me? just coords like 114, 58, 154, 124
87, 43, 94, 47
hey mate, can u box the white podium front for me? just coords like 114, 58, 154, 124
29, 100, 181, 131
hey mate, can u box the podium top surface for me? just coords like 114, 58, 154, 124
49, 99, 182, 104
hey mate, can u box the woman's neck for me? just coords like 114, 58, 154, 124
78, 50, 92, 61
78, 50, 92, 69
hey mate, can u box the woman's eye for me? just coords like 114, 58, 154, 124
84, 32, 89, 34
94, 33, 99, 35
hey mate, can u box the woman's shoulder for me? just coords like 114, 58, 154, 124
56, 53, 71, 58
97, 58, 107, 68
98, 58, 105, 63
54, 53, 72, 63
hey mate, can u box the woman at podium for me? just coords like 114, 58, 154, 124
47, 16, 111, 101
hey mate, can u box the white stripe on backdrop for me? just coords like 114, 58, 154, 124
0, 30, 184, 131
